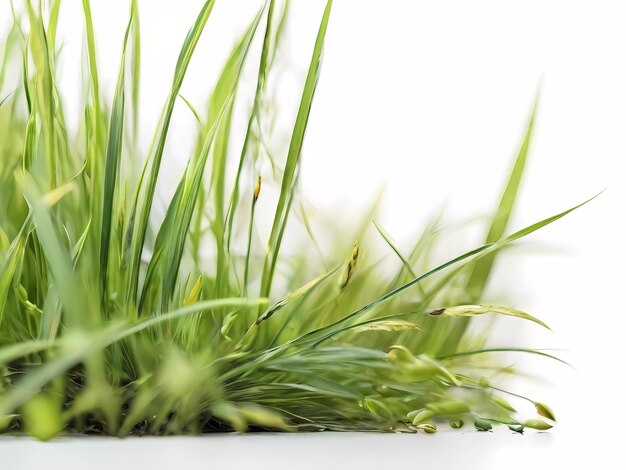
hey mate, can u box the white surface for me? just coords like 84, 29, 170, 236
1, 0, 626, 467
0, 429, 614, 470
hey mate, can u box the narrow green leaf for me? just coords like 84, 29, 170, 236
442, 95, 539, 355
437, 347, 570, 366
0, 218, 31, 327
466, 94, 539, 298
224, 0, 281, 255
373, 220, 417, 278
100, 13, 133, 298
0, 339, 54, 366
256, 268, 338, 325
259, 0, 333, 300
127, 0, 217, 304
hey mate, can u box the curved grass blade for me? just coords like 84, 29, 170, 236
437, 348, 570, 366
274, 194, 598, 352
429, 304, 550, 330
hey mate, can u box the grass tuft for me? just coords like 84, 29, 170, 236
0, 0, 592, 438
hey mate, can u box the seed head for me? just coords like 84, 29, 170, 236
523, 419, 553, 430
253, 175, 262, 203
339, 242, 359, 289
416, 422, 437, 434
534, 402, 556, 422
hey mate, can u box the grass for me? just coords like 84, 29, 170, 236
0, 0, 590, 439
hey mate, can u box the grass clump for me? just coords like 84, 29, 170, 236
0, 0, 589, 438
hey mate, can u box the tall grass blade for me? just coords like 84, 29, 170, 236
100, 14, 133, 299
126, 0, 217, 305
259, 0, 333, 300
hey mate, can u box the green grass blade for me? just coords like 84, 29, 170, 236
440, 95, 539, 355
205, 7, 265, 299
18, 176, 89, 330
100, 13, 133, 299
0, 218, 31, 327
130, 0, 141, 143
0, 339, 54, 366
437, 348, 570, 366
126, 0, 217, 305
281, 196, 596, 351
81, 0, 104, 230
259, 0, 333, 301
224, 0, 280, 256
466, 94, 539, 299
47, 0, 62, 52
373, 220, 417, 278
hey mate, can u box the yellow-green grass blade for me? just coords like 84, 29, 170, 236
442, 95, 539, 355
25, 1, 57, 187
429, 304, 550, 330
18, 175, 90, 330
138, 171, 186, 313
80, 0, 101, 127
47, 0, 62, 54
0, 21, 21, 93
0, 218, 31, 327
205, 6, 265, 299
161, 104, 232, 308
466, 93, 539, 299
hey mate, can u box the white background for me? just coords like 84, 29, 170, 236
1, 0, 626, 468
